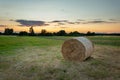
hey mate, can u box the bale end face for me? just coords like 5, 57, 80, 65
61, 37, 94, 61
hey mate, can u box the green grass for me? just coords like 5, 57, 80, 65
0, 36, 63, 47
88, 36, 120, 46
0, 36, 63, 55
0, 36, 119, 52
0, 36, 119, 55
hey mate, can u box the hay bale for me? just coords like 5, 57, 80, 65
61, 37, 94, 61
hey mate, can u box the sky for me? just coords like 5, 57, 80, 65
0, 0, 120, 33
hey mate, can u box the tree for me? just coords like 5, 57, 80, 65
57, 30, 66, 36
87, 31, 91, 35
19, 31, 28, 36
41, 29, 46, 34
86, 31, 95, 36
29, 26, 35, 36
0, 32, 2, 35
45, 32, 53, 36
68, 31, 80, 36
40, 29, 47, 36
4, 28, 13, 35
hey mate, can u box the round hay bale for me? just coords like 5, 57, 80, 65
61, 37, 94, 61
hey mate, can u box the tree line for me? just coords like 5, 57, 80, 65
0, 27, 120, 36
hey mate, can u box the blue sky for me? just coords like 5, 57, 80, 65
0, 0, 120, 21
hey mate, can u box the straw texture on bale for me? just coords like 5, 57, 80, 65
61, 37, 94, 61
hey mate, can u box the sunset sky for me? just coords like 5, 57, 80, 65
0, 0, 120, 33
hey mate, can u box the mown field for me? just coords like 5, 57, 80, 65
0, 36, 120, 80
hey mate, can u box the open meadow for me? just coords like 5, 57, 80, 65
0, 36, 120, 80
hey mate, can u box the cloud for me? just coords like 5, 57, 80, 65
15, 20, 46, 26
82, 20, 120, 24
14, 19, 120, 27
60, 27, 68, 28
76, 19, 120, 24
77, 19, 85, 21
0, 25, 7, 27
51, 20, 68, 23
87, 20, 109, 23
58, 23, 65, 25
109, 19, 120, 22
51, 20, 68, 26
51, 20, 82, 25
67, 22, 75, 24
51, 20, 80, 25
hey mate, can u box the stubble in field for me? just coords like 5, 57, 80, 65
0, 44, 120, 80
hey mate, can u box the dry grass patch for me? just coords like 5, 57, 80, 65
0, 44, 120, 80
82, 45, 120, 80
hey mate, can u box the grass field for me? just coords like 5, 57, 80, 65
0, 36, 120, 80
